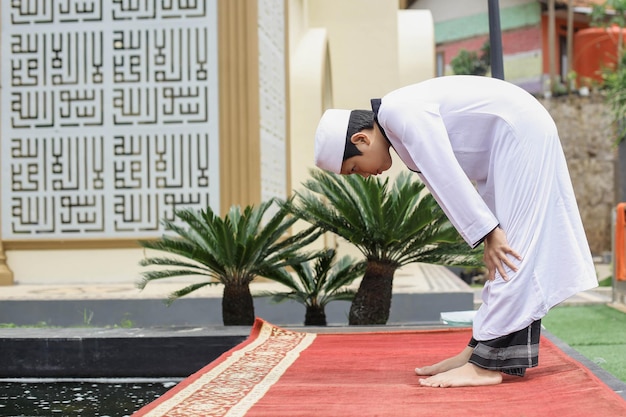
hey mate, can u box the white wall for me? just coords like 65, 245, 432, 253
287, 0, 435, 257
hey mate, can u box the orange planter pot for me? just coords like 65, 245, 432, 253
574, 25, 626, 85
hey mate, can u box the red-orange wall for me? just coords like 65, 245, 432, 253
540, 15, 590, 76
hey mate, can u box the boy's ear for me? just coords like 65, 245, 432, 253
350, 132, 370, 145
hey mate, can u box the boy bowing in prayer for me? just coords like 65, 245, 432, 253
314, 75, 598, 388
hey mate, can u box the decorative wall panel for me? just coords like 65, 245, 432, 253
258, 0, 287, 202
1, 1, 219, 241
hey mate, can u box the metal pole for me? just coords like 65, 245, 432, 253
567, 0, 574, 81
548, 0, 557, 91
488, 0, 504, 79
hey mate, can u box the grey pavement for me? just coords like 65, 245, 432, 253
0, 262, 621, 327
0, 262, 614, 302
0, 262, 472, 302
0, 263, 475, 327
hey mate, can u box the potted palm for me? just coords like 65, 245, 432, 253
138, 199, 320, 326
287, 170, 482, 325
591, 1, 626, 138
256, 248, 365, 326
604, 52, 626, 142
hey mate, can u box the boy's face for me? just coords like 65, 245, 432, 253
340, 129, 392, 177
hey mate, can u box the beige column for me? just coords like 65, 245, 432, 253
0, 240, 14, 285
218, 0, 261, 214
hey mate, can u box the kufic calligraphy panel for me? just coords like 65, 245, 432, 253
1, 0, 219, 240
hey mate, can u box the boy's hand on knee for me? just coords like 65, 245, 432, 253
483, 227, 522, 281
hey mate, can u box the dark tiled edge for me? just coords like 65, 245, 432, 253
0, 324, 624, 401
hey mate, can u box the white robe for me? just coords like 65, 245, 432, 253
375, 75, 598, 341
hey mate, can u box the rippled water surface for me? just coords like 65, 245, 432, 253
0, 378, 180, 417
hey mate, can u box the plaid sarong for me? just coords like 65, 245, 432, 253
468, 320, 541, 376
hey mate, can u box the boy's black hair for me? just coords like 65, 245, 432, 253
343, 110, 375, 161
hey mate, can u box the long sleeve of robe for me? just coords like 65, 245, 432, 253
375, 75, 598, 340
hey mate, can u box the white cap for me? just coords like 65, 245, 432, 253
314, 109, 351, 174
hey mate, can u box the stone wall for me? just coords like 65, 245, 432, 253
539, 94, 616, 256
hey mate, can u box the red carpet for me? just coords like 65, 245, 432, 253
133, 318, 626, 417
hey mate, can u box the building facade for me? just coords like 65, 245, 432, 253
0, 0, 434, 286
411, 0, 625, 94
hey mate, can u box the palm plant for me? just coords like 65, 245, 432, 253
603, 52, 626, 141
256, 248, 366, 326
592, 1, 626, 141
138, 199, 320, 326
287, 170, 482, 325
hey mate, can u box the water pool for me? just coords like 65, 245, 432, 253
0, 378, 181, 416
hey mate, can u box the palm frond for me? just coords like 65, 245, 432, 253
291, 169, 481, 269
257, 266, 302, 290
139, 198, 321, 299
323, 256, 366, 292
319, 288, 357, 303
140, 237, 228, 277
254, 248, 363, 310
166, 282, 220, 305
139, 268, 212, 285
289, 259, 316, 293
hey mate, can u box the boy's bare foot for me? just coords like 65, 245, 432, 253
414, 346, 473, 376
418, 363, 502, 388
